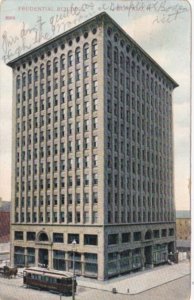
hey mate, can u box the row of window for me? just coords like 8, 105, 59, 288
107, 210, 174, 224
17, 79, 98, 106
16, 40, 98, 87
16, 153, 98, 171
16, 119, 99, 138
108, 228, 174, 245
15, 173, 98, 192
15, 231, 98, 245
15, 228, 174, 245
105, 30, 172, 89
15, 210, 98, 224
15, 192, 98, 207
14, 247, 98, 274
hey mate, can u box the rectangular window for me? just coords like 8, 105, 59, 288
76, 86, 81, 99
93, 192, 98, 203
53, 233, 64, 243
76, 212, 81, 223
93, 117, 98, 130
84, 211, 89, 223
53, 212, 57, 223
68, 72, 73, 84
154, 230, 160, 238
76, 175, 81, 186
84, 234, 98, 245
92, 41, 97, 56
162, 229, 167, 237
84, 174, 89, 185
76, 193, 81, 204
93, 81, 98, 93
68, 234, 79, 244
15, 231, 23, 240
93, 173, 98, 185
122, 232, 130, 243
92, 62, 97, 75
84, 65, 89, 78
84, 193, 89, 203
76, 69, 81, 81
93, 99, 98, 111
84, 46, 89, 60
84, 83, 89, 96
68, 212, 72, 223
92, 212, 98, 223
68, 54, 73, 67
68, 89, 73, 101
84, 101, 89, 113
108, 234, 118, 245
169, 228, 174, 236
133, 231, 141, 242
93, 136, 98, 148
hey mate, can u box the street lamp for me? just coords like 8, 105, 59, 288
72, 239, 77, 300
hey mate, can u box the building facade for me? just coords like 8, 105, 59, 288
176, 210, 191, 240
8, 12, 177, 280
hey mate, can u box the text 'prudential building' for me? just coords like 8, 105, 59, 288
8, 12, 178, 280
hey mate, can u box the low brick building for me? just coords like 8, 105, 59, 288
176, 210, 191, 240
0, 199, 11, 262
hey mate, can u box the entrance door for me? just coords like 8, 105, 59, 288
39, 249, 48, 266
144, 246, 152, 266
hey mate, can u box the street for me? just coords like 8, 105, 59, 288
0, 274, 190, 300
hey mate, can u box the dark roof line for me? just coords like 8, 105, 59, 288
7, 11, 178, 87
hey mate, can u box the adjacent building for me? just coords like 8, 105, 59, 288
0, 198, 11, 263
7, 12, 178, 280
176, 210, 191, 255
176, 210, 191, 240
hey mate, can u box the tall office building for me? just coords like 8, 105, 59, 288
8, 12, 177, 280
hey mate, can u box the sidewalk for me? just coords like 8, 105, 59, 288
77, 260, 190, 295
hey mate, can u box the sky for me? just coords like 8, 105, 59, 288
0, 0, 191, 210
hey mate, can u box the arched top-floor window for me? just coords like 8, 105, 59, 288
60, 54, 65, 70
83, 43, 89, 60
28, 70, 32, 84
53, 57, 58, 73
107, 41, 112, 58
34, 67, 38, 82
16, 75, 20, 89
22, 72, 26, 86
126, 57, 130, 73
47, 61, 51, 76
114, 47, 118, 64
131, 61, 135, 77
68, 50, 73, 67
120, 52, 124, 69
92, 39, 97, 57
75, 47, 81, 64
40, 64, 44, 79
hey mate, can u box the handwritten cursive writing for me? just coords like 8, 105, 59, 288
1, 1, 189, 63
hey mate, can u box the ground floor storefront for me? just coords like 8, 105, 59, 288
11, 223, 176, 280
